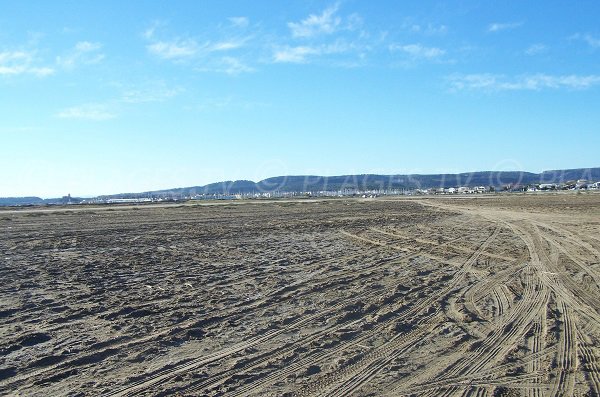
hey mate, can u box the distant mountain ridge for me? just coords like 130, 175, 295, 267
1, 167, 598, 206
101, 167, 600, 198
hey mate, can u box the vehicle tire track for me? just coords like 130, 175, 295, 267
549, 300, 577, 397
576, 329, 600, 395
289, 226, 501, 397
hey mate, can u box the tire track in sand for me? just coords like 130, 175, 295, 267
291, 226, 500, 397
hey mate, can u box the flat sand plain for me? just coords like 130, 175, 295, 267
1, 193, 599, 396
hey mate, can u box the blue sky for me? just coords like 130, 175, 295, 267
1, 1, 599, 197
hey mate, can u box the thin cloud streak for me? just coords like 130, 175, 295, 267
0, 50, 55, 77
56, 104, 116, 121
288, 3, 342, 38
408, 23, 448, 35
273, 41, 352, 63
56, 41, 104, 69
210, 37, 250, 52
487, 22, 523, 32
143, 21, 253, 72
147, 39, 198, 59
228, 17, 249, 28
570, 33, 600, 48
448, 73, 600, 91
196, 56, 255, 75
273, 46, 320, 63
525, 43, 547, 56
390, 43, 445, 59
57, 81, 183, 122
582, 34, 600, 48
120, 84, 183, 103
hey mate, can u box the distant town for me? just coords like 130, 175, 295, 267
2, 168, 599, 207
46, 179, 600, 206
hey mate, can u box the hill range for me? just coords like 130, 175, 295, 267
1, 167, 599, 206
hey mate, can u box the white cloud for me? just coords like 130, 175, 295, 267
448, 73, 600, 91
273, 42, 350, 63
409, 23, 448, 36
195, 56, 255, 75
0, 51, 29, 63
120, 83, 183, 103
193, 96, 233, 111
487, 22, 523, 32
147, 39, 198, 59
143, 9, 362, 71
190, 96, 269, 112
0, 50, 54, 77
220, 57, 254, 75
345, 13, 364, 32
75, 41, 102, 52
57, 82, 182, 121
57, 104, 116, 121
278, 4, 369, 65
288, 3, 342, 38
0, 65, 53, 76
210, 38, 248, 52
390, 43, 445, 59
228, 17, 249, 28
57, 41, 104, 69
143, 20, 254, 74
582, 34, 600, 48
525, 43, 547, 56
212, 42, 238, 51
147, 36, 247, 60
570, 33, 600, 48
143, 21, 165, 40
273, 46, 319, 63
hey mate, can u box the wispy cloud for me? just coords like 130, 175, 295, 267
143, 18, 253, 68
120, 82, 183, 103
0, 50, 54, 77
145, 30, 254, 74
275, 4, 369, 65
210, 38, 249, 52
58, 81, 182, 121
228, 17, 249, 28
193, 96, 234, 111
56, 103, 116, 121
273, 41, 351, 63
220, 56, 254, 75
288, 3, 342, 38
409, 23, 448, 36
56, 41, 104, 69
142, 10, 368, 71
582, 34, 600, 48
189, 95, 270, 112
570, 33, 600, 48
143, 20, 166, 40
147, 37, 251, 60
487, 22, 523, 33
147, 39, 199, 59
75, 41, 101, 52
448, 73, 600, 91
273, 46, 319, 63
390, 43, 445, 59
195, 56, 255, 75
525, 43, 547, 56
